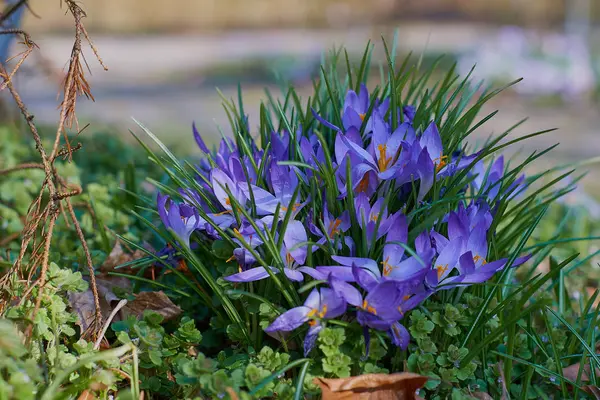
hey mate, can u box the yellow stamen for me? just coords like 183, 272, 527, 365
402, 294, 411, 301
473, 255, 487, 265
377, 144, 393, 172
225, 197, 231, 206
281, 203, 300, 213
318, 305, 328, 318
285, 252, 294, 266
307, 309, 318, 318
359, 113, 366, 121
356, 173, 370, 193
362, 300, 377, 315
370, 212, 380, 223
436, 264, 449, 279
328, 219, 342, 236
308, 319, 318, 326
226, 255, 236, 263
381, 257, 395, 277
433, 154, 448, 173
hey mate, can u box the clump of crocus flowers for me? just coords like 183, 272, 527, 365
157, 84, 529, 356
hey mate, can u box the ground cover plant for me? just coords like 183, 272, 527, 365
127, 41, 600, 398
0, 5, 599, 397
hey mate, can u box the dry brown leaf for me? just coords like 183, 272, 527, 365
121, 291, 182, 322
69, 274, 130, 331
77, 390, 97, 400
69, 274, 131, 331
562, 362, 600, 399
314, 372, 428, 399
100, 241, 146, 274
225, 388, 240, 400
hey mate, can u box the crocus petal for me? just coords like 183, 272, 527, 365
371, 110, 388, 152
420, 121, 443, 160
264, 306, 311, 332
467, 223, 488, 266
364, 281, 403, 320
311, 108, 341, 132
388, 322, 411, 349
352, 264, 379, 292
448, 210, 468, 241
304, 324, 322, 356
271, 131, 290, 161
210, 168, 238, 210
315, 266, 355, 282
342, 107, 364, 131
358, 84, 369, 111
320, 287, 347, 318
192, 122, 210, 153
157, 193, 170, 227
434, 237, 464, 280
328, 275, 362, 307
340, 133, 377, 169
223, 266, 277, 282
430, 230, 449, 253
283, 220, 308, 265
283, 268, 304, 282
304, 288, 321, 310
415, 230, 433, 254
387, 123, 411, 156
297, 266, 328, 280
331, 256, 380, 278
386, 252, 432, 284
344, 89, 361, 112
357, 310, 396, 331
417, 148, 435, 202
383, 213, 408, 266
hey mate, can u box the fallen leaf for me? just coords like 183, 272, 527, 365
314, 372, 428, 399
225, 388, 239, 400
69, 274, 131, 332
100, 241, 147, 274
77, 390, 97, 400
562, 361, 600, 399
121, 291, 182, 322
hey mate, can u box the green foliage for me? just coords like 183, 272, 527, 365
2, 35, 600, 400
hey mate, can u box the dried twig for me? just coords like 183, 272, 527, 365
0, 0, 108, 340
0, 162, 43, 175
0, 29, 37, 89
94, 299, 128, 350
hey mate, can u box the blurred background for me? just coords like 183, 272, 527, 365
2, 0, 600, 192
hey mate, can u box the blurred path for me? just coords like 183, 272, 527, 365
6, 25, 600, 191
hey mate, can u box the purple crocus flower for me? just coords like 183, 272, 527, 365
432, 251, 531, 290
316, 215, 433, 286
224, 220, 314, 282
339, 113, 416, 181
207, 168, 246, 229
265, 287, 346, 355
472, 156, 527, 201
157, 193, 203, 248
238, 164, 307, 218
308, 205, 351, 249
354, 193, 400, 247
299, 135, 326, 177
